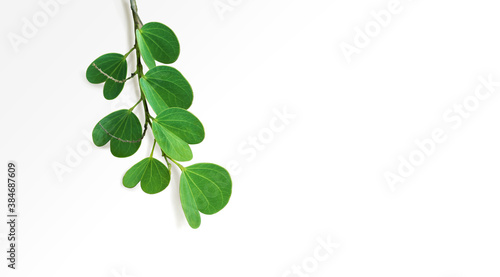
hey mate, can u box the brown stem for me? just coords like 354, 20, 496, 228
130, 0, 151, 133
130, 0, 143, 28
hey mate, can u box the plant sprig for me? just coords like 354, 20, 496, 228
86, 0, 232, 229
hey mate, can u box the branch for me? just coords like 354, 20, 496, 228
130, 0, 143, 28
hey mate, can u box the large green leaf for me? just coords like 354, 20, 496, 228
179, 175, 201, 229
136, 29, 156, 70
180, 163, 232, 228
140, 66, 193, 114
138, 22, 180, 64
123, 157, 170, 194
151, 108, 204, 162
86, 53, 128, 100
92, 109, 143, 158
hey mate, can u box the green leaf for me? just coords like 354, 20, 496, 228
140, 66, 193, 113
180, 163, 232, 228
179, 175, 201, 229
86, 53, 128, 100
123, 158, 170, 194
151, 108, 204, 162
152, 126, 192, 162
138, 22, 180, 64
103, 78, 125, 100
92, 109, 143, 158
136, 29, 156, 70
156, 107, 204, 144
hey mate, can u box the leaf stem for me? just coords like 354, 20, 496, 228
171, 159, 185, 171
163, 156, 172, 174
161, 151, 185, 171
129, 98, 142, 111
146, 113, 155, 122
124, 47, 135, 59
150, 140, 156, 157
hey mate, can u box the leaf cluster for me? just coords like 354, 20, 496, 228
86, 4, 231, 229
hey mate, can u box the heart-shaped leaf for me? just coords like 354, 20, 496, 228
138, 22, 180, 64
152, 108, 204, 162
123, 157, 171, 194
180, 163, 232, 229
92, 109, 143, 157
140, 66, 193, 114
136, 29, 156, 70
86, 53, 128, 100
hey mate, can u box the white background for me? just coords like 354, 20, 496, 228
1, 0, 500, 276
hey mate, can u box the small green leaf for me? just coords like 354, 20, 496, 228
180, 163, 232, 228
139, 22, 180, 64
86, 53, 124, 84
123, 158, 149, 188
92, 110, 143, 158
136, 29, 156, 70
140, 66, 193, 113
156, 107, 204, 144
152, 123, 193, 162
86, 53, 128, 100
103, 78, 125, 100
123, 157, 170, 194
152, 108, 204, 162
